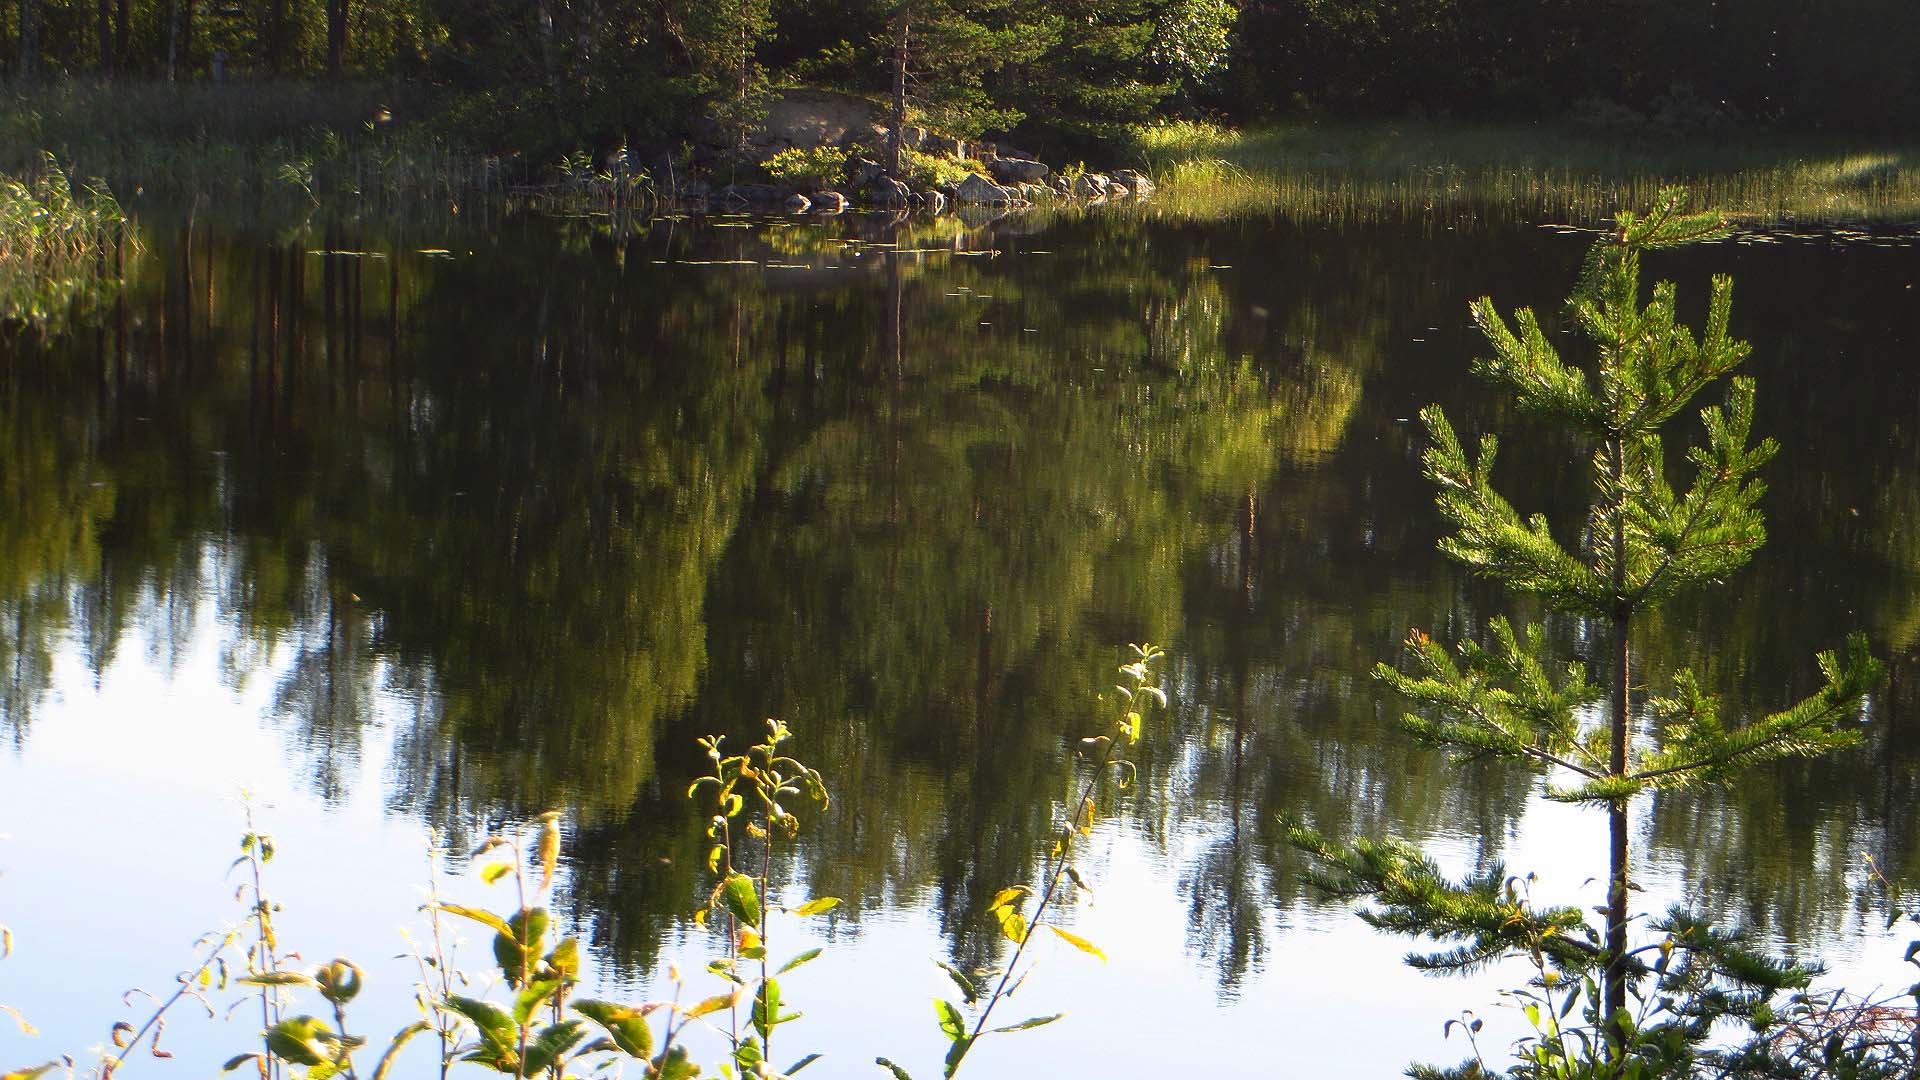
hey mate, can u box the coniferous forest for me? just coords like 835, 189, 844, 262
0, 0, 1917, 160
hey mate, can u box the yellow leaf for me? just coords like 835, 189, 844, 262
1049, 927, 1107, 961
986, 886, 1030, 913
537, 811, 562, 891
685, 989, 741, 1019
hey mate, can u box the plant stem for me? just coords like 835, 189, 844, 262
760, 821, 774, 1065
105, 934, 232, 1077
958, 736, 1119, 1072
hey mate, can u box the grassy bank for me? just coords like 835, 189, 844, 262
0, 80, 497, 206
1133, 120, 1920, 225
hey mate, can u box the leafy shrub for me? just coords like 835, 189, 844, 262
763, 145, 849, 191
899, 150, 985, 190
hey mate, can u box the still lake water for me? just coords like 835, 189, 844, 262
3, 202, 1919, 1076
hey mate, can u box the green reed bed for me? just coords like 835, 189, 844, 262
0, 156, 138, 327
1134, 119, 1920, 225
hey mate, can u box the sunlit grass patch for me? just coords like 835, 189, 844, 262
0, 155, 139, 329
1131, 120, 1920, 225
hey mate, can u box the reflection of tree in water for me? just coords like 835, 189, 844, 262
4, 213, 1920, 988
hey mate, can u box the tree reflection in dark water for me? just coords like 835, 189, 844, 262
2, 207, 1918, 987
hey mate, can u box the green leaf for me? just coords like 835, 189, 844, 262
723, 874, 762, 929
574, 1001, 655, 1059
989, 1013, 1062, 1034
428, 903, 512, 937
751, 979, 784, 1039
479, 862, 514, 885
546, 935, 581, 981
240, 971, 322, 991
514, 979, 563, 1025
266, 1016, 336, 1067
369, 1021, 431, 1080
221, 1054, 264, 1074
1048, 927, 1106, 961
316, 960, 363, 1005
494, 907, 551, 987
522, 1020, 586, 1075
778, 948, 823, 975
652, 1044, 700, 1080
787, 1053, 824, 1075
875, 1057, 916, 1080
933, 999, 967, 1042
792, 897, 840, 917
934, 960, 976, 1001
443, 996, 517, 1054
942, 1037, 972, 1078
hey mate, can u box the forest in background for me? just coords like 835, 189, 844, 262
1, 0, 1917, 165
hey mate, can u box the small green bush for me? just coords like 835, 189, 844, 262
763, 145, 849, 191
899, 149, 985, 190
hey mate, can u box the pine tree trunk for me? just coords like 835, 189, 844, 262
1605, 437, 1632, 1050
1606, 614, 1630, 1036
886, 12, 908, 180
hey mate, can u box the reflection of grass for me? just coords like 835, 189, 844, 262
1133, 120, 1920, 225
0, 156, 139, 328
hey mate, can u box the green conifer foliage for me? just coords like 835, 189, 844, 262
1294, 190, 1882, 1072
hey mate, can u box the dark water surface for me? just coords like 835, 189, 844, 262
3, 204, 1919, 1076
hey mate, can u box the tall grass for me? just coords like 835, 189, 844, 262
1132, 119, 1920, 225
0, 155, 139, 327
0, 80, 502, 207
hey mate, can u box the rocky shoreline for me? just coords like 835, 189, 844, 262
681, 153, 1155, 214
643, 89, 1155, 214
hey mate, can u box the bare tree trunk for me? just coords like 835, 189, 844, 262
97, 0, 112, 76
886, 11, 908, 179
327, 0, 348, 76
166, 0, 179, 81
266, 0, 289, 73
16, 0, 36, 83
734, 0, 751, 153
535, 1, 558, 98
114, 0, 128, 72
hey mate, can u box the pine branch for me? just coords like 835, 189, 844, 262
1286, 821, 1603, 977
1376, 619, 1606, 778
1420, 407, 1610, 615
1467, 296, 1605, 433
1625, 378, 1778, 607
1630, 635, 1881, 789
